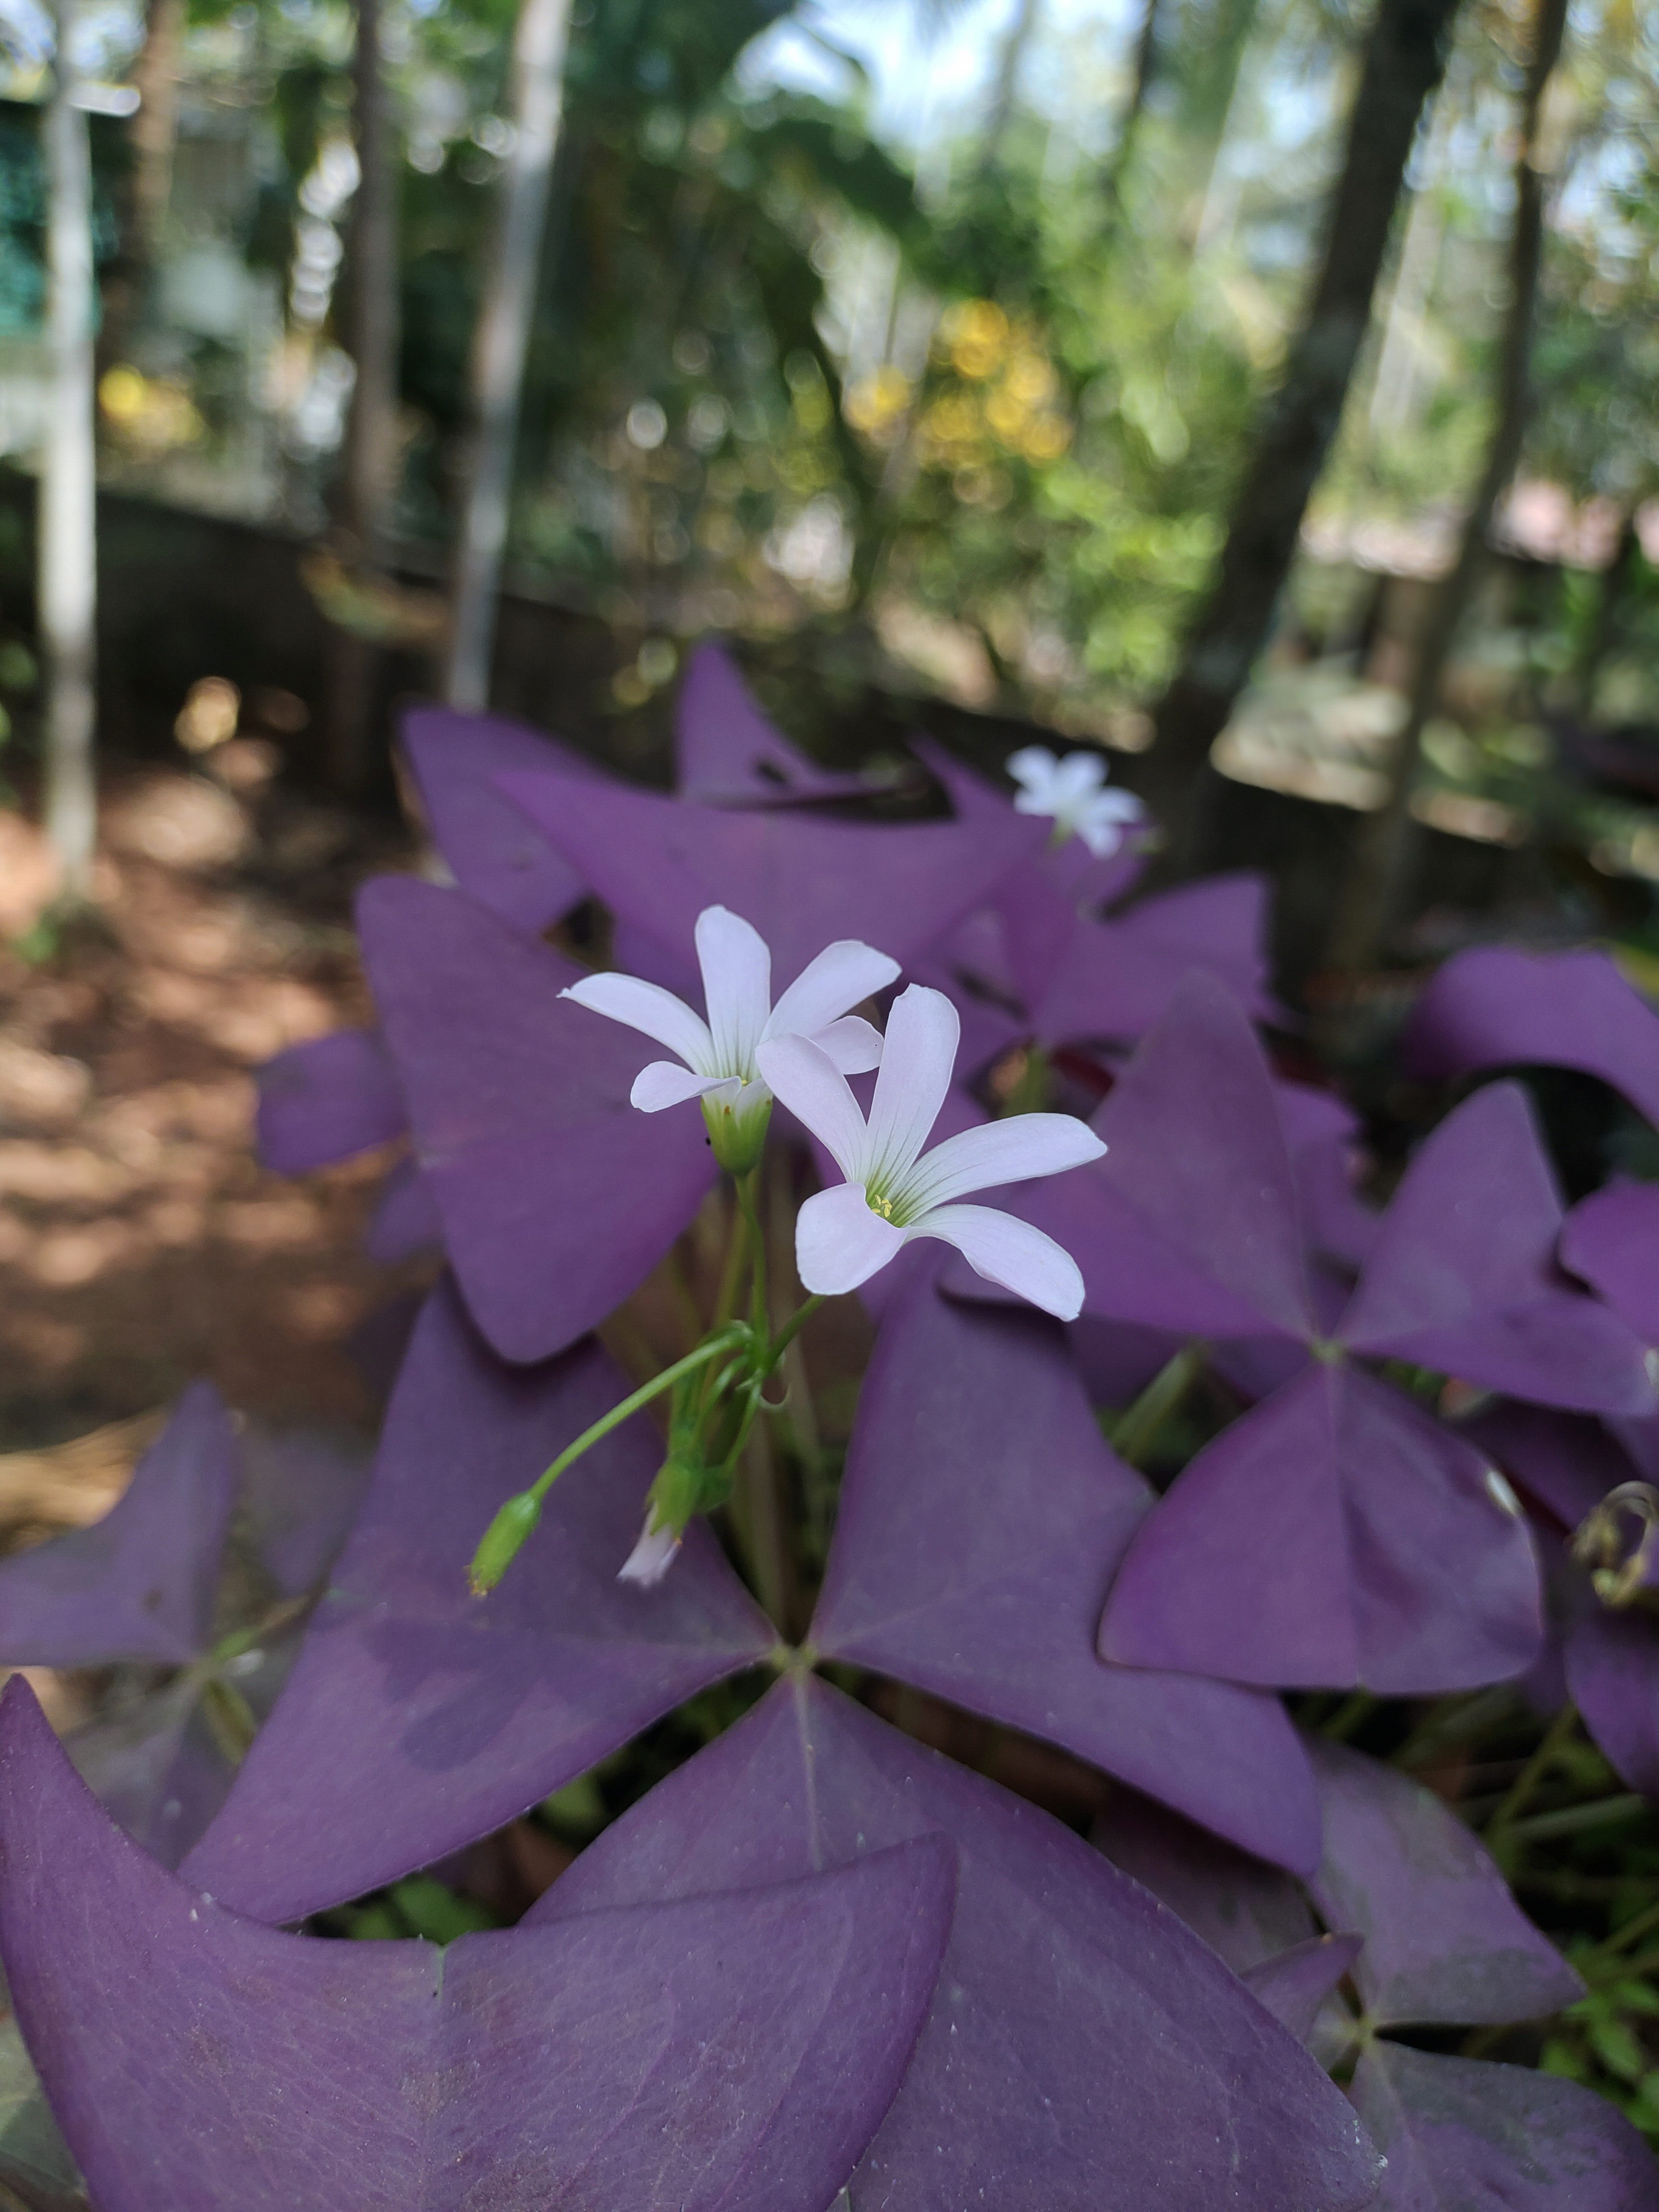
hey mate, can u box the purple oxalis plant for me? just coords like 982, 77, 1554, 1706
5, 670, 1659, 2209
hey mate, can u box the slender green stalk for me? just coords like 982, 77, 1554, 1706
766, 1294, 824, 1369
530, 1329, 745, 1507
737, 1168, 768, 1337
1322, 1690, 1377, 1743
1503, 1794, 1645, 1845
1484, 1704, 1580, 1841
711, 1188, 747, 1328
1111, 1343, 1205, 1467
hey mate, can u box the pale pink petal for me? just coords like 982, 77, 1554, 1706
901, 1112, 1106, 1214
560, 973, 712, 1070
865, 984, 960, 1190
765, 939, 899, 1044
811, 1014, 885, 1075
630, 1062, 729, 1112
617, 1515, 681, 1587
908, 1202, 1086, 1320
755, 1034, 870, 1181
695, 905, 771, 1074
795, 1182, 907, 1295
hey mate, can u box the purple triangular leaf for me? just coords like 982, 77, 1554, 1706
1561, 1179, 1659, 1346
180, 1280, 774, 1923
812, 1275, 1322, 1871
1100, 1364, 1544, 1694
1086, 973, 1314, 1338
1091, 1788, 1319, 1971
1339, 1083, 1656, 1416
1563, 1599, 1659, 1800
237, 1422, 374, 1599
400, 703, 594, 935
531, 1675, 1382, 2212
361, 1154, 442, 1264
496, 766, 1043, 985
253, 1029, 406, 1175
67, 1688, 235, 1869
1242, 1933, 1365, 2045
1349, 2041, 1658, 2210
1308, 1736, 1583, 2026
1405, 944, 1659, 1129
1035, 880, 1283, 1044
1463, 1404, 1636, 1532
0, 1680, 954, 2212
0, 1383, 238, 1668
675, 643, 870, 805
357, 876, 718, 1364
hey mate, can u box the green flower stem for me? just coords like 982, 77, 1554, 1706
736, 1167, 768, 1337
1502, 1794, 1646, 1845
765, 1294, 824, 1370
528, 1328, 747, 1510
1484, 1703, 1581, 1842
1110, 1342, 1205, 1468
469, 1326, 748, 1595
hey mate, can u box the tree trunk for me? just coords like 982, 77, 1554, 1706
445, 0, 575, 713
1142, 0, 1462, 862
978, 0, 1042, 174
41, 0, 99, 903
325, 0, 402, 793
1572, 506, 1641, 720
98, 0, 183, 367
1324, 0, 1569, 974
1104, 0, 1163, 194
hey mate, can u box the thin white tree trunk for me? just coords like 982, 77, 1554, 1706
42, 0, 98, 899
445, 0, 573, 712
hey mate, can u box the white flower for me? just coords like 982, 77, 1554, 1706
561, 905, 899, 1170
756, 983, 1105, 1319
617, 1512, 681, 1588
1007, 745, 1146, 857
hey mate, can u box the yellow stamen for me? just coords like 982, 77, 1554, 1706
867, 1191, 894, 1220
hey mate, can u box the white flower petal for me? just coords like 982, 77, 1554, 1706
795, 1182, 907, 1295
908, 1203, 1086, 1320
1006, 745, 1059, 800
618, 1515, 681, 1587
865, 984, 959, 1190
901, 1112, 1106, 1214
765, 939, 900, 1044
560, 973, 712, 1071
631, 1062, 730, 1113
1051, 751, 1106, 805
755, 1034, 871, 1181
810, 1014, 885, 1075
695, 905, 771, 1076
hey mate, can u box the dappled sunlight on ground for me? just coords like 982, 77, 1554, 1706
0, 766, 422, 1449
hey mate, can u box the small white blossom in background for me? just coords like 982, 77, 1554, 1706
757, 984, 1105, 1320
561, 905, 899, 1173
1007, 745, 1147, 857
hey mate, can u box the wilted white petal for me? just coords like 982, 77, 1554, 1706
631, 1062, 730, 1113
795, 1182, 906, 1294
766, 939, 899, 1044
695, 906, 772, 1075
755, 1034, 871, 1181
561, 973, 712, 1071
865, 985, 959, 1191
617, 1515, 681, 1587
901, 1112, 1105, 1214
908, 1202, 1086, 1319
811, 1014, 885, 1074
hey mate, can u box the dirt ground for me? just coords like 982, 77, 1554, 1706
0, 756, 420, 1465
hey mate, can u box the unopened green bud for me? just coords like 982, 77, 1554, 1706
469, 1490, 542, 1596
703, 1089, 773, 1176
